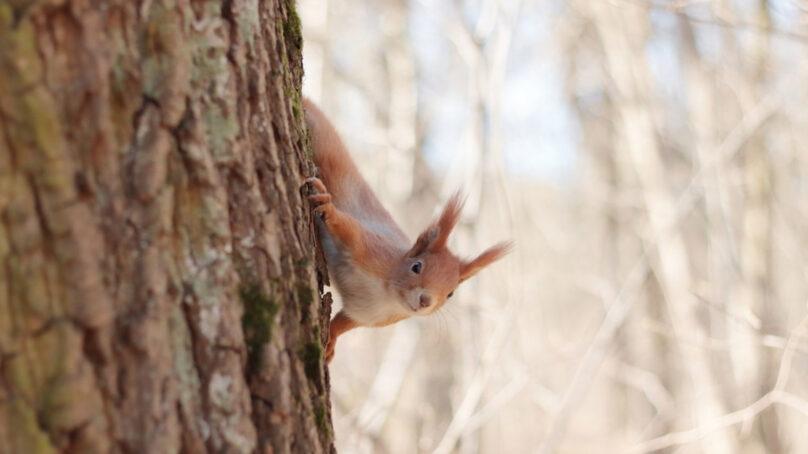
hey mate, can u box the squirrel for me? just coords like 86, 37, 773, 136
302, 99, 511, 363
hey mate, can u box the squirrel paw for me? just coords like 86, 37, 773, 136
305, 177, 335, 219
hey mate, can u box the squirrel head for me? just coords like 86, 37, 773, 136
390, 193, 512, 315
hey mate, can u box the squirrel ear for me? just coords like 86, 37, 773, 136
408, 226, 439, 257
460, 242, 512, 282
430, 192, 465, 251
407, 192, 465, 257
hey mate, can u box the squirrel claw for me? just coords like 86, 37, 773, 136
304, 177, 328, 194
309, 193, 332, 204
307, 184, 335, 219
313, 203, 335, 219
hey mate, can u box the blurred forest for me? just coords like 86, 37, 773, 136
299, 0, 808, 452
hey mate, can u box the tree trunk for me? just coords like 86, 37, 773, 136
0, 1, 334, 453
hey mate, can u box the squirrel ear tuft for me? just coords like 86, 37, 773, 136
407, 192, 465, 256
460, 242, 513, 282
430, 192, 465, 251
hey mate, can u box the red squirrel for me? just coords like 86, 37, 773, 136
302, 99, 511, 363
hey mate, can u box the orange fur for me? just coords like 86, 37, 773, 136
303, 99, 510, 364
373, 314, 410, 328
325, 311, 358, 363
461, 242, 514, 282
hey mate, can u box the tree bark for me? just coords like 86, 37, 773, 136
0, 1, 334, 453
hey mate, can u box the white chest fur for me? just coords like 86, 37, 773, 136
317, 222, 411, 325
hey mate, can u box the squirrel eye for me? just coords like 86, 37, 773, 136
447, 291, 454, 299
411, 261, 423, 274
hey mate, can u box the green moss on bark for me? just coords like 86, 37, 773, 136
283, 0, 303, 52
312, 400, 331, 438
240, 284, 280, 371
299, 342, 322, 382
5, 399, 56, 454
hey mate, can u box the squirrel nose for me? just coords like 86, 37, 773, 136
419, 294, 431, 308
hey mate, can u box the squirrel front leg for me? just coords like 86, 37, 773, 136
305, 177, 365, 363
305, 177, 379, 363
305, 177, 370, 260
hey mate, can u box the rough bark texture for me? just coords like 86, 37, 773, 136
0, 1, 334, 453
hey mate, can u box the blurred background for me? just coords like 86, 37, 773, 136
297, 0, 808, 452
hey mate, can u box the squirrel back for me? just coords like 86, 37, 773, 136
303, 99, 409, 247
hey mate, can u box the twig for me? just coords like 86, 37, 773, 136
461, 374, 530, 435
605, 0, 808, 42
535, 256, 651, 454
431, 308, 516, 454
356, 321, 421, 436
628, 313, 808, 453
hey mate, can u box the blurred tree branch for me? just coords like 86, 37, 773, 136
629, 313, 808, 453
